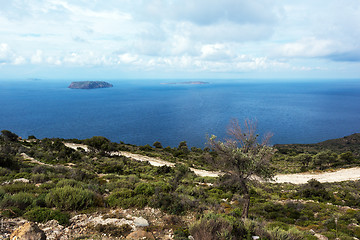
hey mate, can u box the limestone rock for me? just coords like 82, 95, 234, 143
10, 222, 46, 240
314, 233, 328, 240
126, 229, 155, 240
133, 217, 149, 227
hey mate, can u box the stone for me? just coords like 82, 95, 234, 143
126, 230, 155, 240
133, 217, 149, 227
10, 222, 46, 240
314, 233, 328, 240
12, 178, 30, 183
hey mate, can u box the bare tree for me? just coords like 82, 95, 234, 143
208, 119, 275, 218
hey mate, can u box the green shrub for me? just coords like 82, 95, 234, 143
299, 179, 331, 201
1, 182, 36, 194
132, 195, 149, 208
107, 188, 135, 208
190, 213, 247, 240
153, 181, 172, 193
0, 154, 19, 169
0, 187, 5, 200
56, 179, 84, 189
150, 193, 189, 215
104, 178, 136, 191
45, 186, 96, 210
24, 208, 70, 225
30, 173, 48, 183
0, 167, 11, 176
134, 183, 155, 196
34, 194, 47, 208
267, 226, 304, 240
0, 192, 35, 211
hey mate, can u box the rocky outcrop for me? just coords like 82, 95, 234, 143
68, 81, 113, 89
2, 208, 192, 239
10, 222, 46, 240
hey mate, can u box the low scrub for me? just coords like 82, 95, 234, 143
45, 186, 96, 210
24, 207, 70, 225
0, 192, 35, 211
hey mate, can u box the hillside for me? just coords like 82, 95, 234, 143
1, 131, 360, 239
275, 133, 360, 156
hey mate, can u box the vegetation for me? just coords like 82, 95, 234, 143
1, 128, 360, 239
208, 119, 275, 218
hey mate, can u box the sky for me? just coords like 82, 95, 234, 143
0, 0, 360, 80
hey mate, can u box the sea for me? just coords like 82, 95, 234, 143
1, 79, 360, 148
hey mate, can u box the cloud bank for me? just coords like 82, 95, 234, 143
0, 0, 359, 79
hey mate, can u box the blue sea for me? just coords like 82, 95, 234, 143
1, 79, 360, 148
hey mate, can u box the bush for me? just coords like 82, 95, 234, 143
30, 173, 48, 183
107, 187, 149, 209
267, 226, 304, 240
0, 188, 5, 200
104, 179, 135, 191
45, 186, 96, 210
134, 183, 155, 196
190, 213, 247, 240
0, 192, 35, 211
24, 208, 70, 225
56, 179, 84, 189
0, 153, 19, 169
153, 141, 163, 149
1, 182, 36, 194
150, 193, 189, 215
300, 179, 331, 201
107, 188, 135, 208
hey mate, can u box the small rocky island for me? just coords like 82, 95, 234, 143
68, 81, 113, 89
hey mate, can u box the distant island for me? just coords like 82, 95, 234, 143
68, 81, 113, 89
161, 81, 209, 85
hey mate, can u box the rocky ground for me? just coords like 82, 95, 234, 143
1, 207, 195, 239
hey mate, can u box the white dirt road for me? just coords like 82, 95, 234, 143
274, 167, 360, 184
64, 143, 360, 183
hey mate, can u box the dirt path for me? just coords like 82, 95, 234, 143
64, 143, 360, 183
64, 143, 90, 152
20, 153, 52, 167
274, 167, 360, 184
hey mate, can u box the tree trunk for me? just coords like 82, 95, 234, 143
241, 181, 250, 219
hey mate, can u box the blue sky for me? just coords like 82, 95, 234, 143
0, 0, 359, 80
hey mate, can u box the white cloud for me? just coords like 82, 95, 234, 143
277, 38, 339, 58
0, 43, 13, 63
31, 50, 43, 64
0, 0, 359, 78
117, 53, 139, 64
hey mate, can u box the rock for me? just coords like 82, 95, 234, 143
10, 222, 46, 240
39, 220, 65, 240
126, 230, 155, 240
314, 233, 328, 240
133, 217, 149, 227
12, 178, 30, 183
